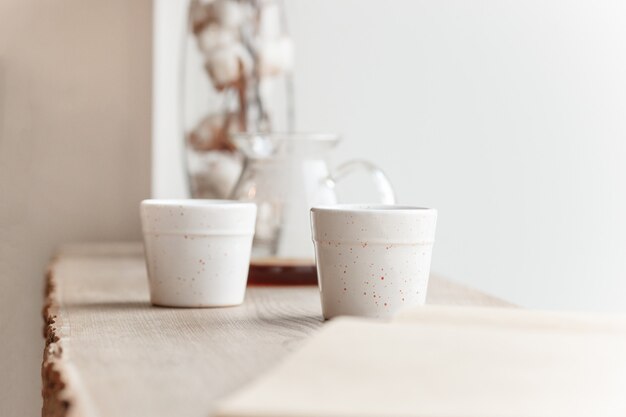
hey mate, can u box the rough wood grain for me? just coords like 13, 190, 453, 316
42, 243, 511, 417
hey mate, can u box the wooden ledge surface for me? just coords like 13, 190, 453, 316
42, 242, 511, 417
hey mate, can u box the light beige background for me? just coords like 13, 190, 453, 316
0, 1, 152, 416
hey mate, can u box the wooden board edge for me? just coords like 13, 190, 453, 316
42, 257, 79, 417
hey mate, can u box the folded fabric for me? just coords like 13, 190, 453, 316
215, 305, 626, 417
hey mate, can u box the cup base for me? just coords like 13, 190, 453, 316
322, 299, 426, 320
150, 299, 244, 308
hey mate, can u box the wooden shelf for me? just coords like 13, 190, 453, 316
42, 243, 511, 417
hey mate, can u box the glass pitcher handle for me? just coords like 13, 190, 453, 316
327, 160, 396, 204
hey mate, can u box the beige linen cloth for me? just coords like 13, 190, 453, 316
215, 306, 626, 417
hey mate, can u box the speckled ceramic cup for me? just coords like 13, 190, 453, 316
141, 199, 256, 307
311, 205, 437, 319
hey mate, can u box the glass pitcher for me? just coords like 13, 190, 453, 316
230, 133, 395, 266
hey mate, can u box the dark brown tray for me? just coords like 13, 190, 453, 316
248, 258, 318, 286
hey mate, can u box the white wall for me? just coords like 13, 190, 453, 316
0, 1, 152, 416
155, 0, 626, 313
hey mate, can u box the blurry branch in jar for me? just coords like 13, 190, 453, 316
190, 0, 244, 36
241, 1, 267, 131
189, 0, 294, 151
276, 0, 295, 130
235, 60, 248, 131
191, 0, 251, 150
188, 113, 238, 152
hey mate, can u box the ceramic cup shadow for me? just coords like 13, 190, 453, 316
141, 199, 256, 307
311, 205, 437, 319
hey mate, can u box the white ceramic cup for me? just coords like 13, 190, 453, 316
140, 199, 256, 307
311, 205, 437, 319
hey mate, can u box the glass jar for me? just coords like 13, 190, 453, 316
230, 132, 396, 285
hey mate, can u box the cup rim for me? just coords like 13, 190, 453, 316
141, 199, 255, 208
311, 204, 436, 214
